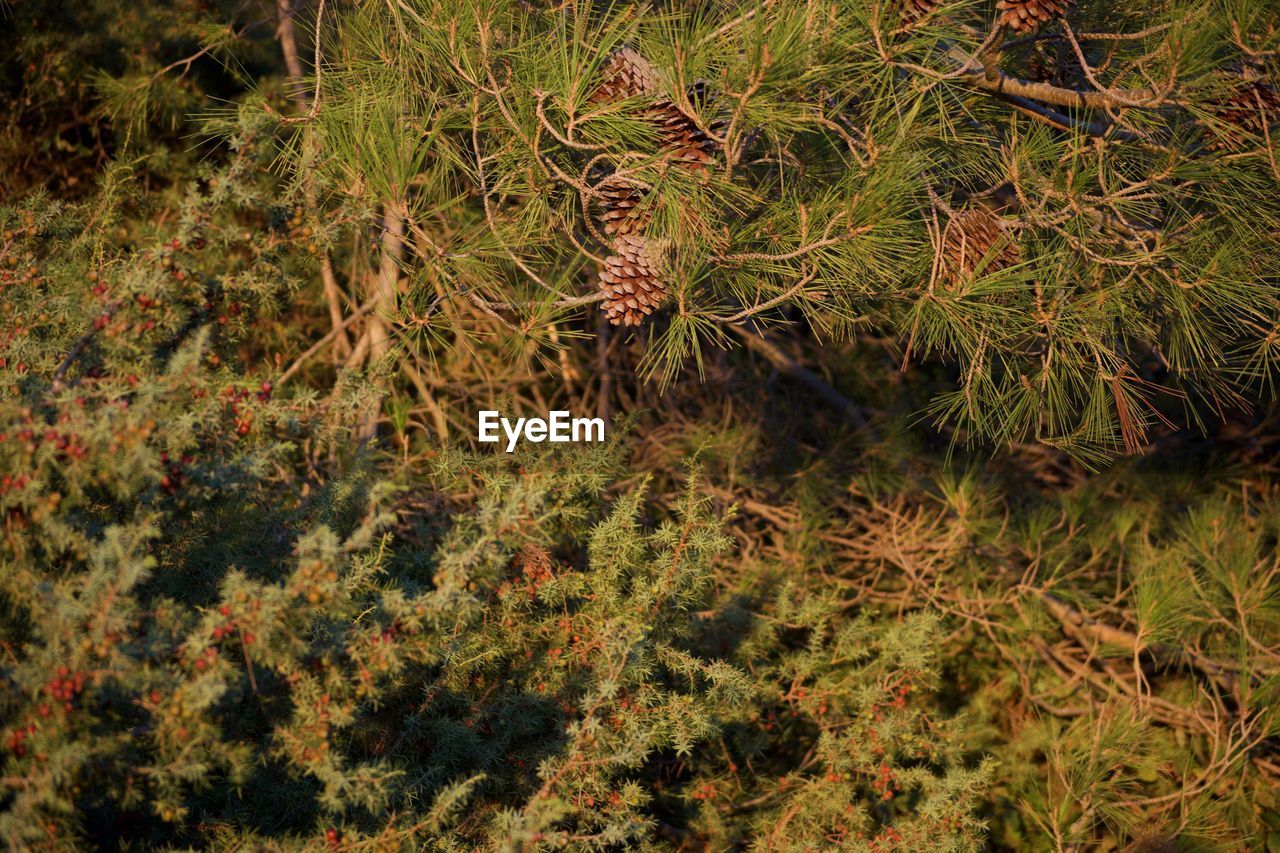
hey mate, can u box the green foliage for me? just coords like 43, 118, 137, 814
0, 208, 988, 845
0, 0, 283, 198
286, 0, 1280, 459
0, 185, 990, 847
5, 0, 1280, 850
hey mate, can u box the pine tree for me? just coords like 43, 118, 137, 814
4, 0, 1280, 849
266, 0, 1280, 459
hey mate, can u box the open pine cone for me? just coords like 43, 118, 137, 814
646, 100, 718, 169
1025, 47, 1085, 88
594, 177, 650, 237
591, 53, 720, 172
941, 207, 1021, 282
996, 0, 1075, 34
599, 233, 666, 327
588, 49, 724, 325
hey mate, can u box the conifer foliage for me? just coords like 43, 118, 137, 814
0, 186, 988, 846
292, 0, 1280, 458
588, 48, 722, 326
3, 0, 1280, 849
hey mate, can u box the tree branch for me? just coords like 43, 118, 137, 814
731, 327, 877, 437
947, 47, 1169, 110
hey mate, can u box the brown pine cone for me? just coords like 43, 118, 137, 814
1025, 47, 1084, 87
941, 207, 1021, 282
900, 0, 942, 25
592, 50, 721, 170
595, 177, 651, 237
589, 51, 726, 325
996, 0, 1075, 34
590, 47, 659, 104
1205, 81, 1280, 151
599, 233, 667, 326
1026, 54, 1053, 83
646, 99, 719, 170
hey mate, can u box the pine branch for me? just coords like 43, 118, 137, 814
946, 46, 1170, 110
731, 327, 876, 436
1034, 591, 1253, 694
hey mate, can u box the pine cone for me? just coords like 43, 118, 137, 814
590, 47, 659, 103
941, 207, 1020, 282
1025, 48, 1084, 87
646, 99, 719, 170
593, 50, 721, 170
900, 0, 941, 25
589, 50, 724, 324
996, 0, 1075, 33
1026, 54, 1053, 83
595, 177, 650, 237
1205, 82, 1280, 151
599, 233, 667, 326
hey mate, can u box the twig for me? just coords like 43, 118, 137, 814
277, 300, 376, 386
276, 0, 309, 107
310, 0, 325, 112
319, 253, 352, 360
1000, 93, 1140, 141
717, 269, 819, 324
132, 19, 269, 91
51, 303, 120, 390
1034, 591, 1250, 694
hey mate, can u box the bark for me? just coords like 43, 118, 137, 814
368, 207, 405, 364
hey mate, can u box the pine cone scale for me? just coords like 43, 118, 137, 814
1206, 81, 1280, 151
590, 48, 659, 104
900, 0, 941, 25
